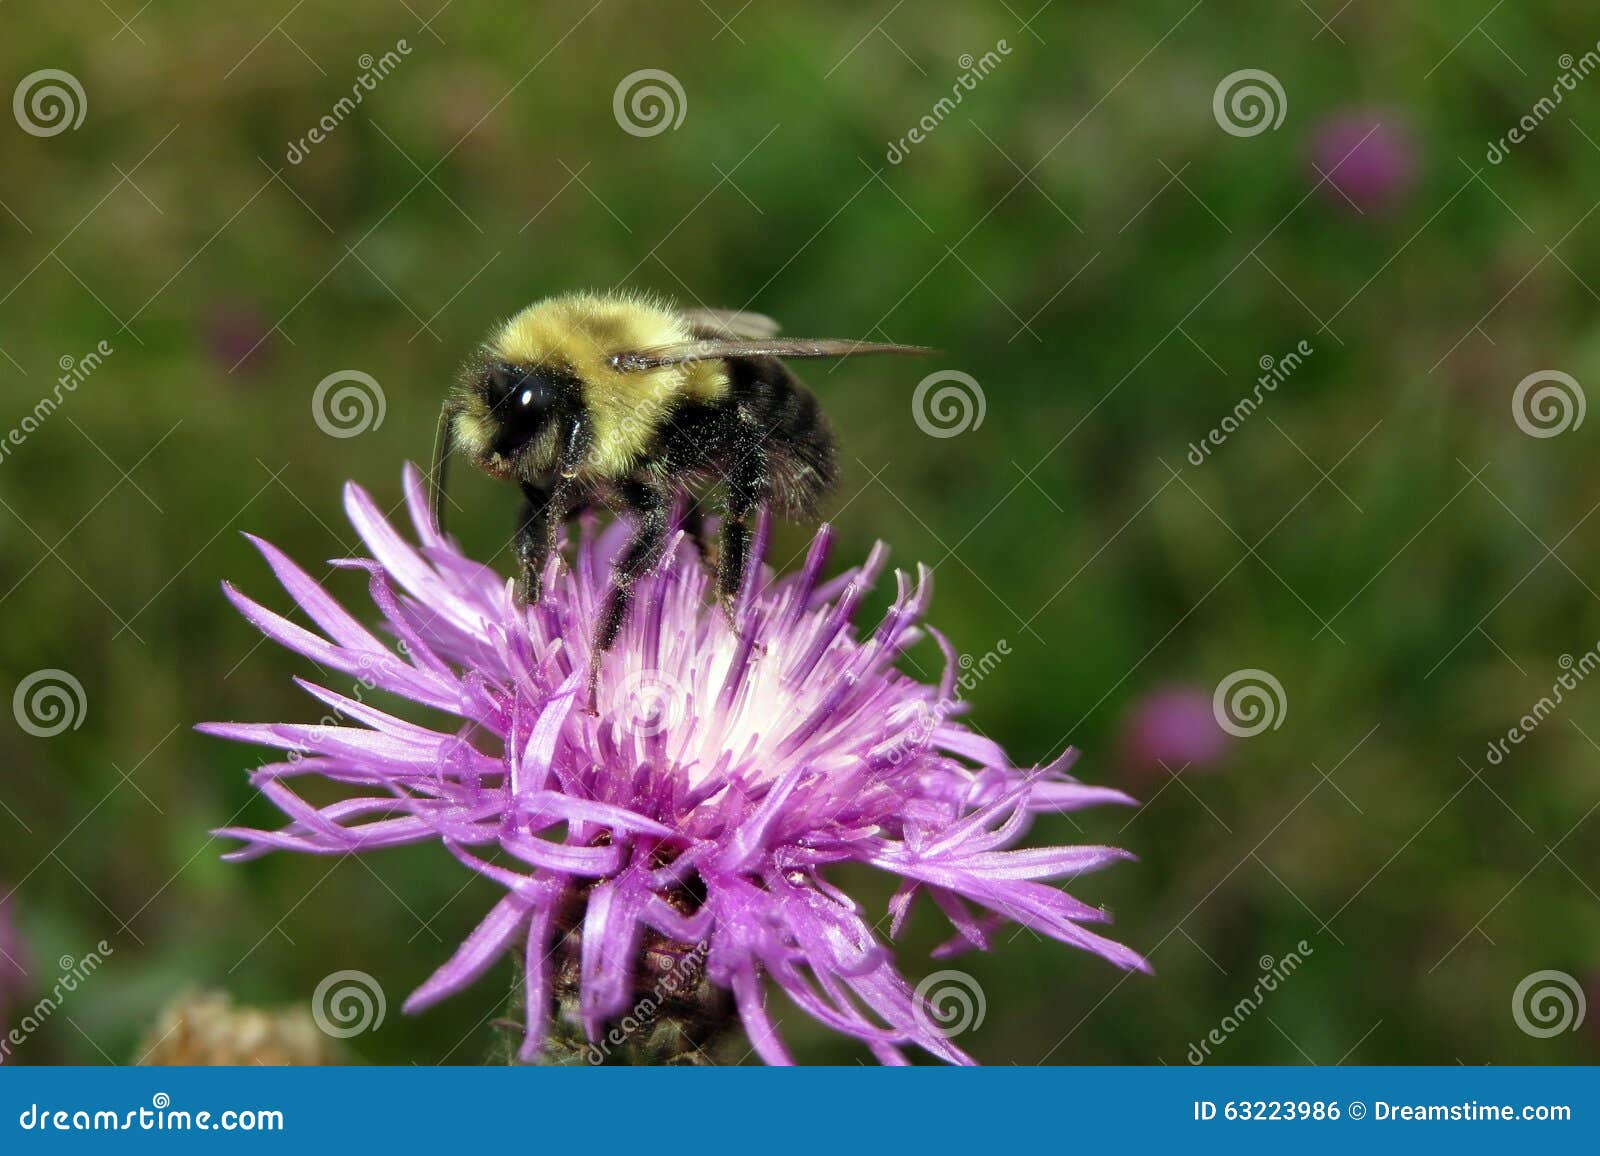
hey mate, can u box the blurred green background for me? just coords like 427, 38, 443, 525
3, 0, 1599, 1065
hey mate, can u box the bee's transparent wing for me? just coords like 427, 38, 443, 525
612, 338, 935, 371
678, 307, 783, 340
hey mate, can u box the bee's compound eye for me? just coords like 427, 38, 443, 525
483, 362, 520, 404
483, 362, 557, 454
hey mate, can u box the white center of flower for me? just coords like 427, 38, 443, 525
602, 616, 861, 795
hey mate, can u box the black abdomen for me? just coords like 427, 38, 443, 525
725, 354, 837, 517
649, 356, 837, 518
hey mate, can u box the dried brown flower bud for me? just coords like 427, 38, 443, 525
136, 990, 336, 1066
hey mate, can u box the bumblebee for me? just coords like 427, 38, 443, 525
431, 290, 930, 668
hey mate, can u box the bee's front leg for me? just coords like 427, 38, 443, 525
514, 481, 557, 606
680, 499, 715, 568
528, 412, 590, 597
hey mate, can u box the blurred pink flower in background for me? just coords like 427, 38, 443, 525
204, 303, 275, 375
1116, 686, 1229, 776
1308, 109, 1417, 214
0, 893, 27, 1035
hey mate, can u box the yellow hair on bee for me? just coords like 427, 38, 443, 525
477, 290, 728, 478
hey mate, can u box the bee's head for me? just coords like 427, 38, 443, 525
450, 357, 580, 481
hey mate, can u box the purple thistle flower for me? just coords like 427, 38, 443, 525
1308, 109, 1417, 215
1117, 686, 1230, 777
0, 893, 27, 1034
201, 466, 1147, 1064
203, 303, 275, 376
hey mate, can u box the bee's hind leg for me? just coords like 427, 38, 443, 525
715, 440, 771, 635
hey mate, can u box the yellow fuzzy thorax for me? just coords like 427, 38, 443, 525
480, 291, 729, 478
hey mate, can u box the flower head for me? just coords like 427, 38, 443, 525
203, 302, 274, 375
202, 466, 1146, 1064
0, 893, 26, 1033
1117, 685, 1230, 776
138, 990, 335, 1066
1308, 109, 1417, 215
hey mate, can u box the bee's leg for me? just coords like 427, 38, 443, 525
716, 440, 770, 630
540, 412, 590, 573
680, 499, 714, 567
541, 482, 578, 571
591, 479, 672, 696
514, 481, 558, 606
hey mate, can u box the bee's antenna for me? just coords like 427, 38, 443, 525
430, 400, 456, 536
